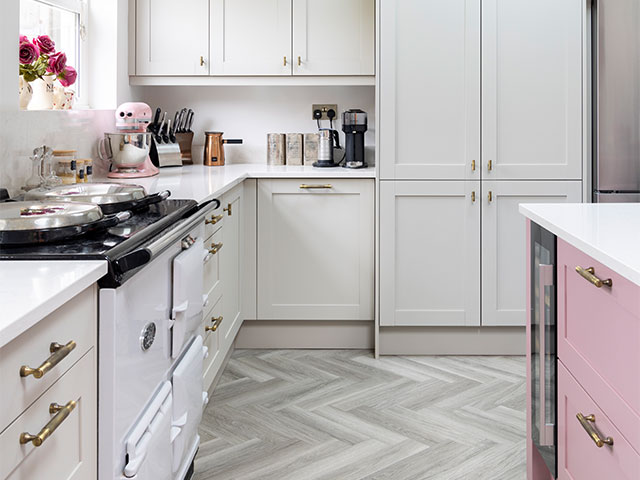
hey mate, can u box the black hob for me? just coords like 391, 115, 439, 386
0, 199, 200, 287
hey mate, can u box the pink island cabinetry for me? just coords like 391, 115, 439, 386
524, 210, 640, 480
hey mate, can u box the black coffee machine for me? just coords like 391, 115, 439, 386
342, 109, 368, 168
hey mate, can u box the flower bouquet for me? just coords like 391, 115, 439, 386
19, 34, 77, 110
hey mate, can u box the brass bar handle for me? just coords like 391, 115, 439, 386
576, 266, 612, 288
488, 159, 493, 171
205, 214, 223, 225
471, 160, 476, 171
20, 400, 77, 447
20, 341, 76, 379
299, 184, 333, 189
205, 316, 223, 332
577, 413, 614, 448
283, 56, 287, 66
488, 191, 493, 203
209, 242, 223, 255
200, 56, 205, 66
471, 191, 476, 203
223, 203, 232, 216
298, 56, 302, 66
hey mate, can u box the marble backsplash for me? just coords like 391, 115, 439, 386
0, 109, 115, 197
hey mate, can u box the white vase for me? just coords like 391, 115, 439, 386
18, 75, 33, 110
28, 76, 55, 110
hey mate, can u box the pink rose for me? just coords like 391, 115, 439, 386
34, 35, 55, 55
19, 40, 39, 65
19, 35, 29, 44
46, 51, 66, 75
59, 66, 77, 87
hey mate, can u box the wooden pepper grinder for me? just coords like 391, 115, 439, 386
203, 131, 243, 166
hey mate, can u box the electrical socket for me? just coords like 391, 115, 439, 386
312, 104, 338, 121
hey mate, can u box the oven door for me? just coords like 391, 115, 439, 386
531, 222, 557, 477
171, 234, 205, 358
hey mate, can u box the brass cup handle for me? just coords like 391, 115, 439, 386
205, 214, 223, 225
209, 242, 223, 255
577, 413, 614, 448
20, 341, 76, 378
576, 266, 612, 288
299, 184, 333, 189
223, 203, 232, 216
205, 316, 223, 332
20, 400, 77, 447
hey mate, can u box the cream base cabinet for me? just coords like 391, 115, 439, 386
292, 0, 375, 76
481, 181, 582, 326
379, 0, 480, 180
380, 181, 481, 327
220, 183, 244, 349
135, 0, 210, 75
210, 0, 292, 75
257, 179, 374, 320
482, 0, 583, 180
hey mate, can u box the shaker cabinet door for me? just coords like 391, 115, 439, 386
379, 181, 481, 327
210, 0, 292, 75
292, 0, 375, 76
221, 184, 244, 349
257, 179, 374, 320
136, 0, 210, 75
379, 0, 481, 180
482, 0, 583, 180
481, 181, 581, 326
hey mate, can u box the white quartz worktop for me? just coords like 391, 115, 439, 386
0, 261, 107, 348
95, 164, 375, 204
520, 203, 640, 286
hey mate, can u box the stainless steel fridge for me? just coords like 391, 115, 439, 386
593, 0, 640, 203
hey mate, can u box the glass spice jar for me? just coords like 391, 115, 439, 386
81, 158, 93, 182
76, 159, 86, 183
54, 150, 77, 185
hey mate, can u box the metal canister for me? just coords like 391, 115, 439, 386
317, 129, 334, 163
267, 133, 286, 165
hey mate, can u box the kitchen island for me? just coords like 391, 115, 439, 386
520, 203, 640, 480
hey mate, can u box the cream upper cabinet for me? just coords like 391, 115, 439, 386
257, 179, 374, 321
292, 0, 375, 76
210, 0, 292, 75
379, 0, 481, 180
135, 0, 210, 75
379, 181, 480, 327
481, 181, 582, 326
482, 0, 583, 180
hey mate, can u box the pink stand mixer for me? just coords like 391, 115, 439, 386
99, 102, 159, 178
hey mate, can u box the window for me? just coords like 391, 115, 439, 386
20, 0, 88, 103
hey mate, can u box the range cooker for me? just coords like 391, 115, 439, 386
0, 195, 218, 480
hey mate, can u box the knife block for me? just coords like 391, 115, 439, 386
175, 132, 194, 165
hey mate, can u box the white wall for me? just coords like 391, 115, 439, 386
137, 85, 376, 165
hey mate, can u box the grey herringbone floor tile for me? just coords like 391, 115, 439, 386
194, 350, 526, 480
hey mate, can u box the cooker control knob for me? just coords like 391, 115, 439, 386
140, 322, 157, 351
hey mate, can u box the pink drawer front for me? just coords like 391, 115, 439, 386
558, 239, 640, 452
558, 362, 640, 480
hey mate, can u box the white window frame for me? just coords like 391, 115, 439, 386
22, 0, 90, 107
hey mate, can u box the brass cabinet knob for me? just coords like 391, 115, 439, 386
223, 203, 232, 216
205, 214, 223, 225
205, 316, 223, 332
209, 242, 223, 255
20, 400, 77, 446
20, 341, 76, 378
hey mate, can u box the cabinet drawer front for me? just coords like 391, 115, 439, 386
204, 202, 224, 241
558, 362, 640, 480
0, 286, 96, 429
204, 228, 224, 310
558, 240, 640, 450
0, 350, 96, 480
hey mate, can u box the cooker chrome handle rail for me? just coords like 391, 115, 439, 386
20, 341, 76, 378
20, 400, 77, 446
